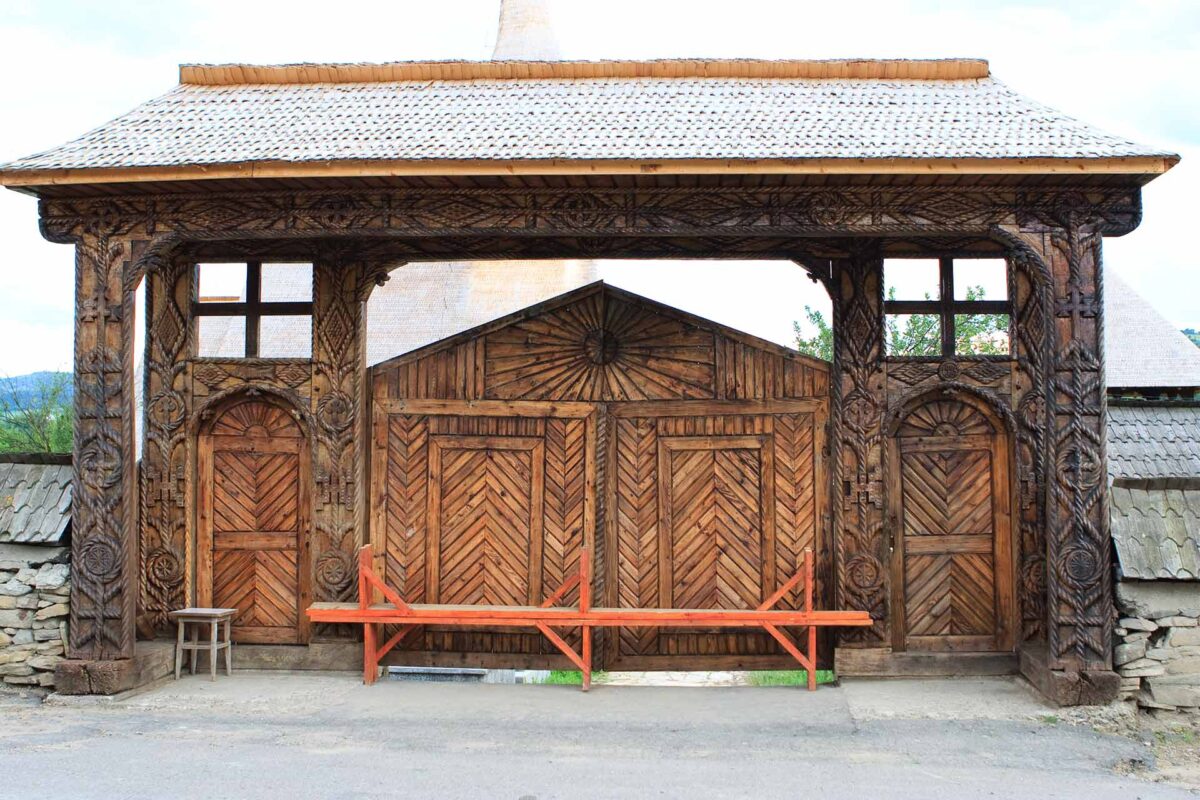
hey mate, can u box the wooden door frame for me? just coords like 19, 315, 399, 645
655, 434, 776, 609
602, 398, 829, 669
886, 404, 1017, 654
195, 395, 313, 645
424, 434, 546, 605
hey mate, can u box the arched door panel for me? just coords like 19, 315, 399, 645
198, 398, 310, 644
889, 398, 1015, 653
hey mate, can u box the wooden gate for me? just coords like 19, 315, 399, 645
367, 283, 831, 669
608, 403, 825, 669
372, 401, 594, 661
198, 398, 310, 644
889, 397, 1015, 653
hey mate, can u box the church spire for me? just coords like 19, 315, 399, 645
492, 0, 561, 60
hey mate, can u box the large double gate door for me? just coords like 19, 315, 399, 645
371, 398, 826, 670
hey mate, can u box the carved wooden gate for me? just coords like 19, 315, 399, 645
198, 398, 310, 644
367, 283, 831, 669
373, 404, 593, 660
608, 405, 825, 669
889, 397, 1015, 653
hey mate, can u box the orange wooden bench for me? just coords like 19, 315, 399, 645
307, 545, 872, 691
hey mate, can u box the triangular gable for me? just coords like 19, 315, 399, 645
372, 282, 828, 403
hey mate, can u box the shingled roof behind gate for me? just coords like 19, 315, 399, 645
0, 457, 72, 546
0, 59, 1177, 187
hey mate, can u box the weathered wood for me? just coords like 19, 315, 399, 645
889, 395, 1016, 654
198, 398, 310, 644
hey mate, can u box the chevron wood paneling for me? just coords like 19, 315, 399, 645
200, 399, 307, 645
377, 411, 589, 659
666, 445, 764, 610
901, 449, 992, 537
904, 553, 995, 637
895, 410, 1007, 652
611, 411, 820, 665
214, 549, 300, 629
431, 440, 541, 606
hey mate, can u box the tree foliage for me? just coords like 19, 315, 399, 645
0, 372, 73, 453
794, 286, 1009, 361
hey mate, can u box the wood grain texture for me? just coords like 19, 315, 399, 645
892, 397, 1014, 654
199, 398, 308, 644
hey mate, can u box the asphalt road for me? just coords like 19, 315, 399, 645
0, 674, 1192, 799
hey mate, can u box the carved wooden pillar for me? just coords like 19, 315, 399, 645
830, 247, 889, 644
310, 259, 390, 612
138, 257, 192, 634
69, 233, 138, 662
1009, 212, 1116, 699
1042, 220, 1112, 671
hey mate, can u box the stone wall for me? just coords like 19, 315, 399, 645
0, 543, 69, 691
1114, 581, 1200, 712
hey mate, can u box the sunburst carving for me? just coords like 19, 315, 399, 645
484, 290, 715, 401
897, 399, 994, 438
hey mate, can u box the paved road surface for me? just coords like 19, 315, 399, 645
0, 674, 1191, 799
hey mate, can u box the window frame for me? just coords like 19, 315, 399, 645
884, 256, 1011, 359
192, 261, 313, 358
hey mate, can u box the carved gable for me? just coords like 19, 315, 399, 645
372, 283, 828, 404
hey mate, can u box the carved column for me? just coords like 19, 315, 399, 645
310, 259, 390, 613
138, 257, 192, 634
68, 233, 139, 664
830, 247, 889, 644
1010, 211, 1116, 700
1043, 220, 1112, 671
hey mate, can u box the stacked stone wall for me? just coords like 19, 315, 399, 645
1115, 581, 1200, 712
0, 544, 69, 691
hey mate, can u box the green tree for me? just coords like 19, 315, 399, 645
792, 306, 833, 362
1183, 328, 1200, 349
0, 373, 73, 453
794, 286, 1008, 360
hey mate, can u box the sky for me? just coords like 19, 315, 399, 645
0, 0, 1196, 375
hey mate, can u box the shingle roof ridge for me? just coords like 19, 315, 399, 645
178, 57, 993, 86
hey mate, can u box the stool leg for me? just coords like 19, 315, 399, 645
175, 620, 184, 680
224, 618, 233, 675
210, 620, 218, 681
190, 623, 198, 675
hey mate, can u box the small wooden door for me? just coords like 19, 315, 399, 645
427, 434, 545, 606
198, 398, 310, 644
658, 435, 774, 611
890, 398, 1014, 653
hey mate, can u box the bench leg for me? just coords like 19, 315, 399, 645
224, 618, 233, 675
581, 625, 592, 692
190, 623, 199, 675
210, 620, 218, 682
174, 620, 184, 680
363, 623, 378, 685
807, 626, 817, 692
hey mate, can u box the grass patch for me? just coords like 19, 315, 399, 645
1037, 714, 1060, 726
747, 670, 836, 687
538, 670, 607, 685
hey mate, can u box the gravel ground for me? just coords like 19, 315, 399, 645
1, 674, 1196, 799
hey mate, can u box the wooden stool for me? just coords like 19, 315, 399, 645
169, 608, 236, 681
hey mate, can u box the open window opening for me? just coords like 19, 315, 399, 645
884, 257, 1011, 358
194, 262, 313, 358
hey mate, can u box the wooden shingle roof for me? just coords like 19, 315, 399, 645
1108, 404, 1200, 580
0, 59, 1177, 188
1105, 271, 1200, 390
0, 459, 72, 546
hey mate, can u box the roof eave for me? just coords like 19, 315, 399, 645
0, 155, 1180, 192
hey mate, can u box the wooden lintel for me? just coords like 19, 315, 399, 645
375, 399, 596, 418
609, 398, 825, 418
